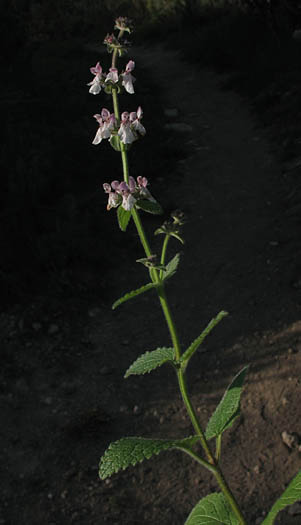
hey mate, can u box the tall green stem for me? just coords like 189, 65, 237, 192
110, 48, 247, 525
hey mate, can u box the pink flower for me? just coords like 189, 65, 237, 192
118, 112, 136, 144
130, 107, 146, 136
116, 181, 136, 210
121, 61, 135, 94
137, 176, 155, 201
92, 108, 116, 145
103, 176, 155, 211
105, 67, 119, 84
87, 62, 105, 95
103, 182, 121, 210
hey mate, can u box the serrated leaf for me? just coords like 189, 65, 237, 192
99, 436, 199, 480
125, 347, 174, 378
162, 253, 180, 281
205, 366, 248, 440
112, 282, 157, 310
181, 311, 228, 364
117, 206, 132, 232
185, 492, 239, 525
136, 199, 163, 215
262, 471, 301, 525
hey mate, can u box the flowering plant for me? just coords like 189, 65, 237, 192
89, 18, 301, 525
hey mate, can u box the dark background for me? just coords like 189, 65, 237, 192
2, 0, 301, 306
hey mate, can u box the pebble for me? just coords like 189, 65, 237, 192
282, 396, 288, 406
133, 405, 141, 415
281, 430, 298, 449
32, 322, 42, 331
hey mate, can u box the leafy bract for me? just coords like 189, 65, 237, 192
136, 199, 163, 215
162, 253, 180, 281
262, 471, 301, 525
117, 205, 131, 232
184, 492, 239, 525
205, 366, 248, 440
112, 282, 157, 310
181, 311, 228, 365
125, 347, 174, 378
109, 134, 122, 151
99, 436, 198, 480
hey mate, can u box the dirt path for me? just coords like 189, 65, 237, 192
1, 45, 301, 525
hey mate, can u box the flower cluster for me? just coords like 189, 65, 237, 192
114, 16, 133, 33
88, 60, 135, 95
103, 176, 155, 211
92, 107, 146, 146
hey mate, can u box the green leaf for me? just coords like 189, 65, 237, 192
109, 135, 131, 152
262, 471, 301, 525
136, 199, 163, 215
185, 492, 239, 525
117, 206, 132, 232
125, 347, 175, 378
181, 311, 228, 365
112, 282, 157, 310
205, 366, 248, 440
162, 253, 180, 281
109, 134, 122, 151
99, 436, 199, 480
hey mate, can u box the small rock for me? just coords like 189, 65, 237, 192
282, 396, 288, 406
253, 465, 260, 474
133, 405, 141, 415
48, 324, 59, 335
47, 492, 53, 499
44, 397, 53, 406
32, 322, 42, 331
282, 430, 298, 449
159, 416, 165, 424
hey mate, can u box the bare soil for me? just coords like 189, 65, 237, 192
1, 45, 301, 525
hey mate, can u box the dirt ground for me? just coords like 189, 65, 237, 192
1, 44, 301, 525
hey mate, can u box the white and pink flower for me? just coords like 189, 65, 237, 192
92, 108, 116, 145
121, 61, 136, 94
130, 106, 146, 136
118, 112, 137, 144
103, 176, 154, 211
105, 67, 119, 84
87, 62, 105, 95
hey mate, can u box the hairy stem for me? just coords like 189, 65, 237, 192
160, 234, 170, 279
111, 49, 247, 525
